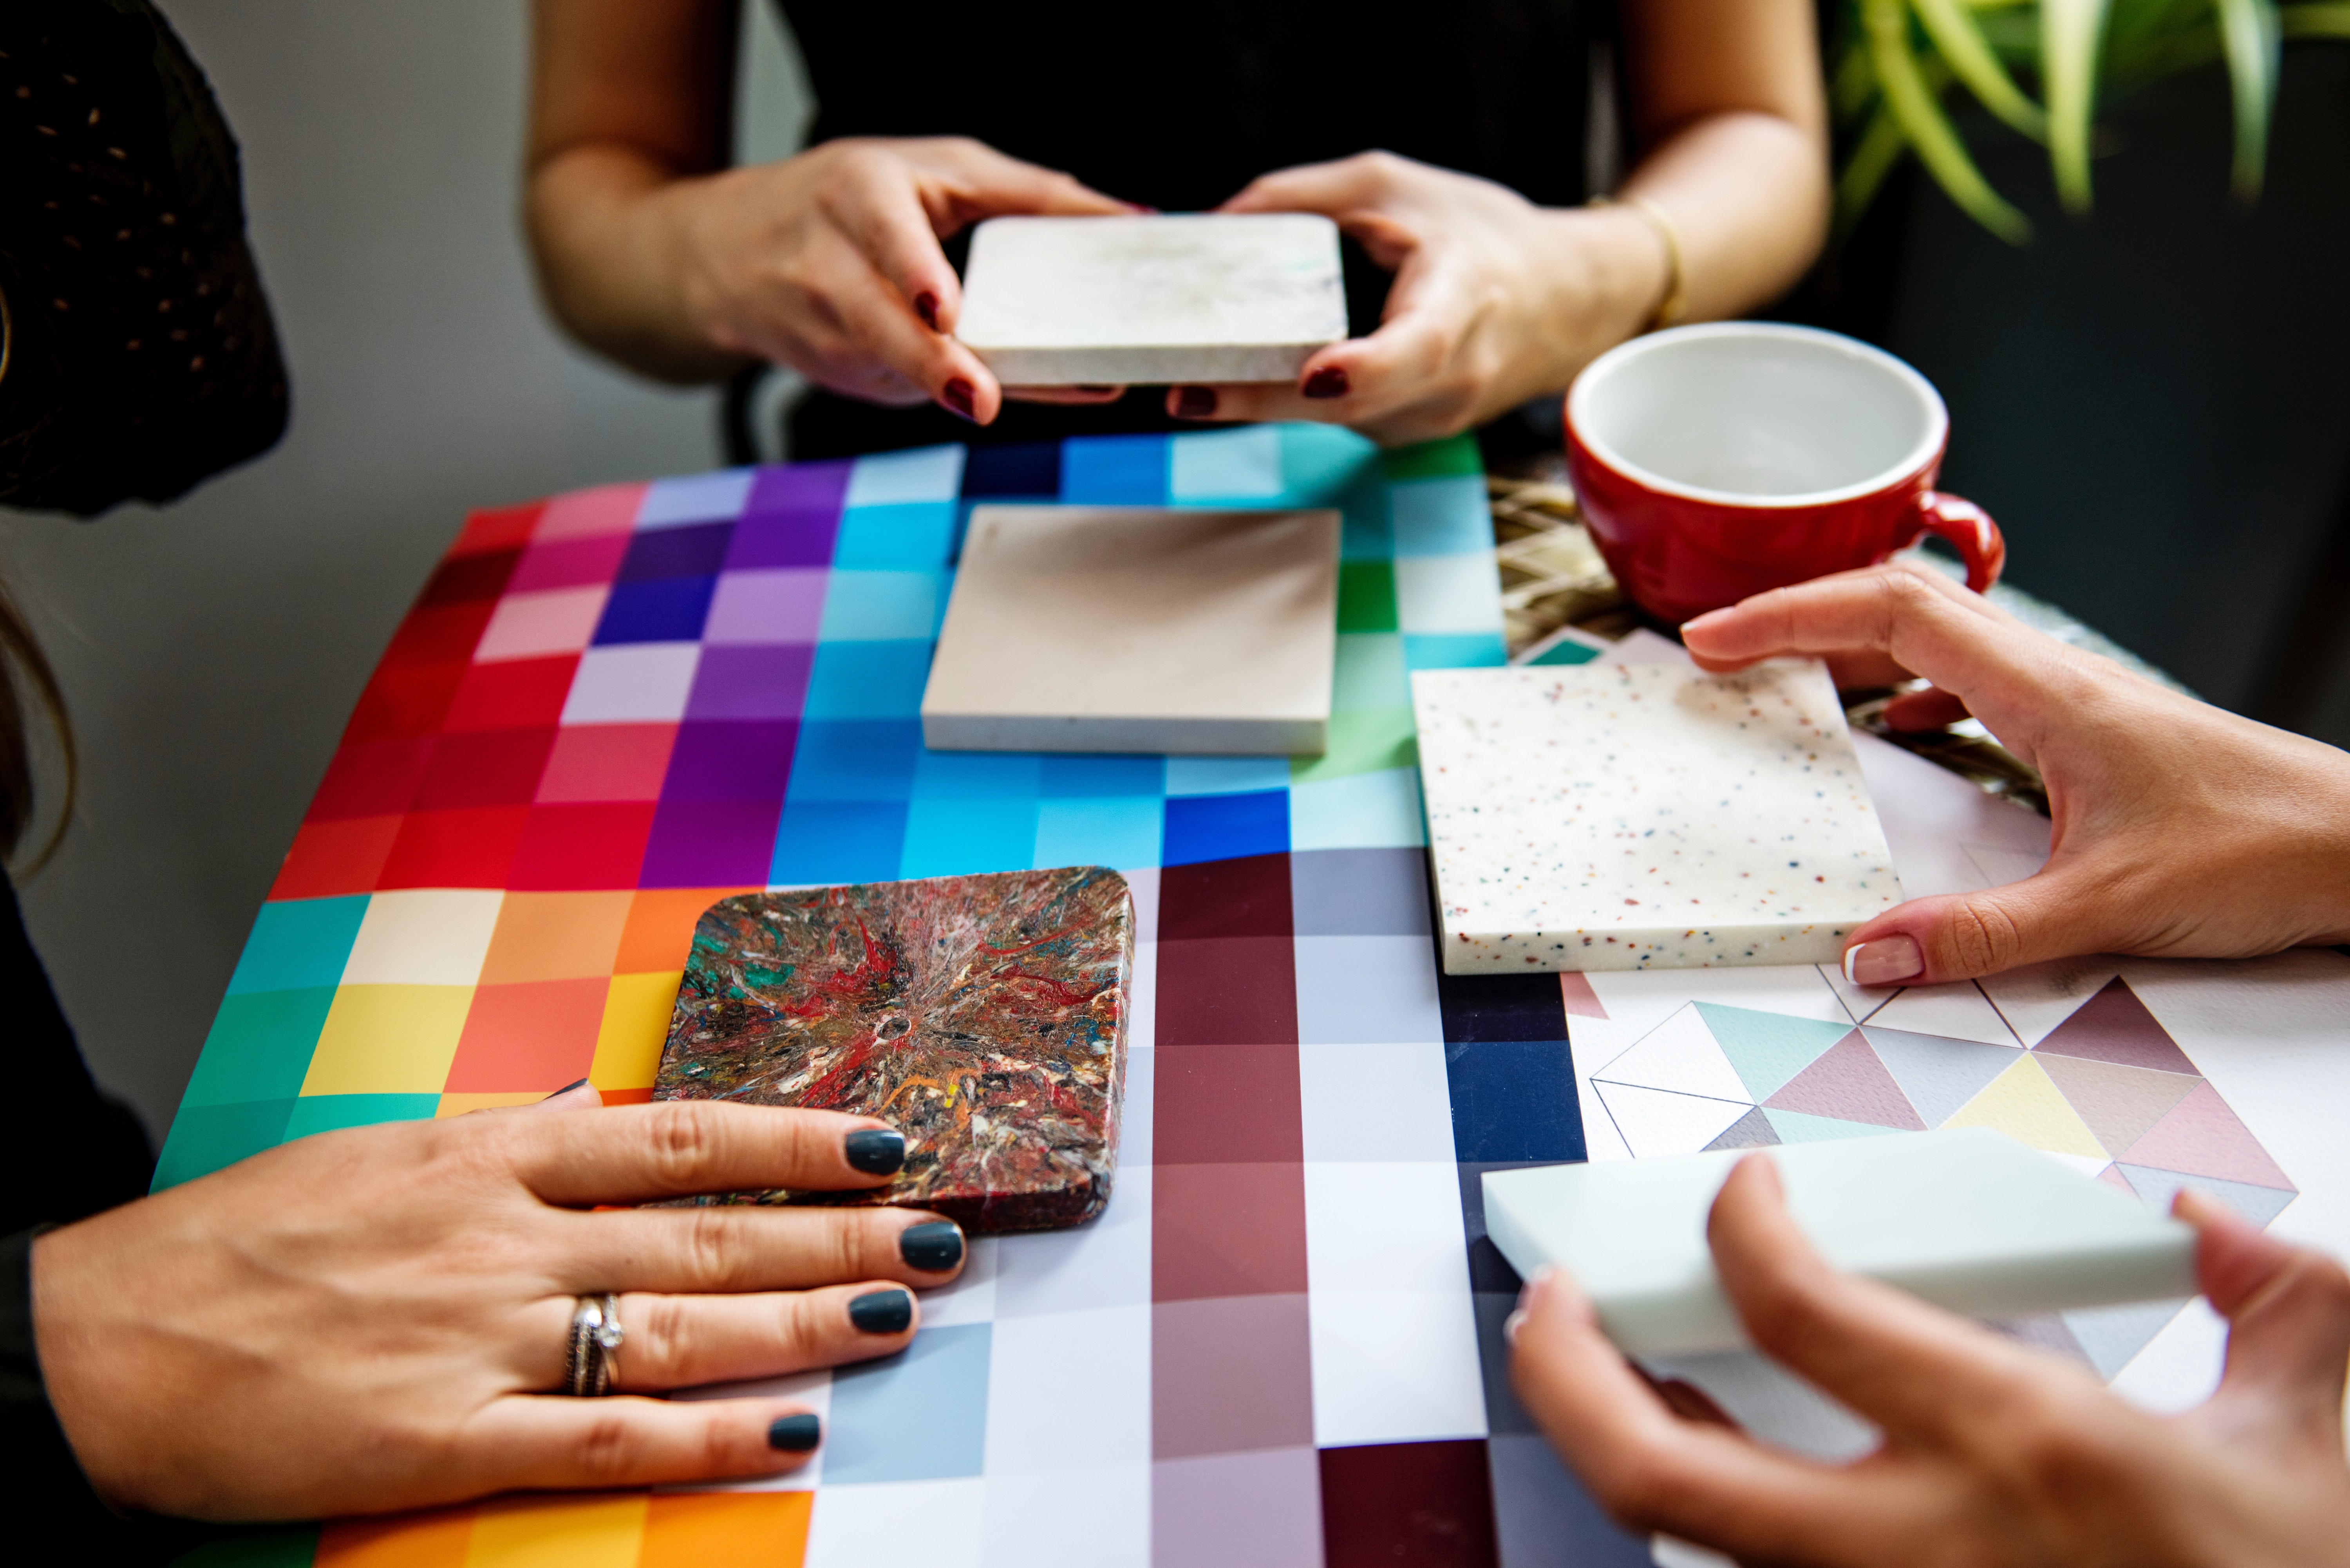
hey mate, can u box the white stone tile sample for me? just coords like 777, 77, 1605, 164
954, 214, 1346, 385
922, 505, 1339, 755
1412, 659, 1901, 974
1482, 1128, 2198, 1356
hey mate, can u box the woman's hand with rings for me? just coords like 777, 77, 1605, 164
667, 135, 1135, 425
31, 1095, 967, 1519
1164, 152, 1667, 447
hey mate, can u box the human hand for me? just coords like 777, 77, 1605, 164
1513, 1154, 2350, 1568
665, 136, 1132, 423
33, 1098, 967, 1520
1679, 561, 2350, 985
1164, 152, 1666, 446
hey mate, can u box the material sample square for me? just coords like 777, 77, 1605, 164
1412, 659, 1901, 974
955, 215, 1346, 386
923, 505, 1340, 755
1482, 1128, 2197, 1356
653, 866, 1133, 1231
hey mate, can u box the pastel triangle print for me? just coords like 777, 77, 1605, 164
1703, 1106, 1781, 1151
2031, 977, 2198, 1074
1594, 1004, 1750, 1104
1763, 1030, 1925, 1131
1594, 1081, 1754, 1159
1763, 1107, 1901, 1144
2119, 1080, 2296, 1191
2032, 1052, 2198, 1158
2116, 1164, 2298, 1228
1860, 1026, 2021, 1129
1942, 1053, 2106, 1159
1692, 1003, 1853, 1102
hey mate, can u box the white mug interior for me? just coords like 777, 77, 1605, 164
1569, 323, 1947, 506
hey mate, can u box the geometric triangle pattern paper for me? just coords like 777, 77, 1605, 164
1764, 1030, 1925, 1130
2115, 1164, 2299, 1228
1703, 1105, 1781, 1151
1763, 1107, 1910, 1144
1592, 1004, 1751, 1104
1692, 1003, 1855, 1102
2033, 1052, 2198, 1159
2119, 1081, 2296, 1191
1942, 1053, 2107, 1159
1862, 1026, 2021, 1129
2061, 1297, 2196, 1382
2032, 976, 2199, 1074
1593, 1080, 1755, 1159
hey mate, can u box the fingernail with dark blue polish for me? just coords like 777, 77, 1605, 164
899, 1221, 964, 1273
849, 1288, 914, 1335
768, 1412, 822, 1452
540, 1078, 591, 1101
844, 1128, 905, 1175
1175, 385, 1216, 417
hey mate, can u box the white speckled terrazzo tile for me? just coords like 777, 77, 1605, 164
1411, 660, 1901, 975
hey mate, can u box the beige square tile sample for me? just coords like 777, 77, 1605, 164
923, 506, 1340, 755
954, 214, 1346, 385
1412, 659, 1903, 974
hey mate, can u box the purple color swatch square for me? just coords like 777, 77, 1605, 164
687, 644, 815, 720
638, 798, 786, 887
661, 720, 799, 802
618, 520, 734, 583
704, 569, 830, 645
728, 461, 851, 569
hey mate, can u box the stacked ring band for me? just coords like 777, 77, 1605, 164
564, 1293, 624, 1396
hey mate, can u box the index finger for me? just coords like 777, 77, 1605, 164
494, 1101, 902, 1207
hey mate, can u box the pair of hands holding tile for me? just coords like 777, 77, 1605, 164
1683, 562, 2350, 990
31, 1091, 960, 1519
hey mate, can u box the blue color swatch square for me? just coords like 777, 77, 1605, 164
822, 1323, 993, 1483
593, 576, 717, 644
1445, 1038, 1584, 1162
1060, 434, 1169, 504
771, 800, 909, 885
1163, 788, 1290, 865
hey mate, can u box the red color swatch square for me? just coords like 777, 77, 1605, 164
505, 802, 658, 891
376, 806, 531, 889
412, 728, 557, 811
1320, 1441, 1499, 1568
444, 977, 608, 1091
443, 656, 579, 732
383, 601, 497, 669
1152, 1161, 1309, 1300
271, 815, 402, 899
1154, 1042, 1304, 1164
306, 736, 432, 822
1161, 852, 1294, 941
342, 662, 468, 744
1156, 936, 1299, 1048
536, 723, 678, 803
417, 548, 520, 609
451, 500, 544, 557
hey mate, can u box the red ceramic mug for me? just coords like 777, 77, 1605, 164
1563, 322, 2004, 625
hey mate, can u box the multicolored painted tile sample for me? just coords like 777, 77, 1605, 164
656, 867, 1133, 1231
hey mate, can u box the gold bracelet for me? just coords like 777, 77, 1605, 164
1587, 195, 1686, 334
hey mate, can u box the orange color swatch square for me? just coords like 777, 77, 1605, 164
479, 890, 633, 985
445, 977, 608, 1092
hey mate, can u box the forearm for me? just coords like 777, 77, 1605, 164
1615, 109, 1829, 322
526, 149, 749, 385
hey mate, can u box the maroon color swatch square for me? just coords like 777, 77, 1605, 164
1151, 1294, 1315, 1459
450, 501, 544, 558
1153, 1042, 1304, 1164
1157, 936, 1298, 1048
509, 533, 631, 594
505, 802, 657, 891
417, 547, 520, 607
376, 806, 530, 889
413, 728, 557, 811
342, 662, 467, 744
306, 736, 432, 822
1320, 1441, 1500, 1568
1161, 852, 1295, 941
383, 600, 496, 668
443, 656, 579, 732
1152, 1161, 1309, 1300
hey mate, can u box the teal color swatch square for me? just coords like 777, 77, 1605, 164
801, 641, 933, 719
182, 987, 339, 1107
225, 896, 370, 995
899, 797, 1042, 878
1404, 632, 1509, 670
1034, 797, 1164, 871
283, 1093, 441, 1141
1390, 475, 1495, 557
153, 1099, 295, 1190
833, 502, 956, 569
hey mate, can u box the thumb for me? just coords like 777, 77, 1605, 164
2185, 1189, 2350, 1434
1838, 864, 2120, 987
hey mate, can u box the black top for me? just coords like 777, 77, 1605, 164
772, 0, 1602, 459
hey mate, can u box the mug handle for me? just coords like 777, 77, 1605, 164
1914, 491, 2006, 593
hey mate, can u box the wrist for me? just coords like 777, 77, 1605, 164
1535, 206, 1670, 381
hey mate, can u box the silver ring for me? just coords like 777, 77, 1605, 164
564, 1293, 624, 1396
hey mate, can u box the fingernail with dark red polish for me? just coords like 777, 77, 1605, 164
1175, 385, 1217, 418
940, 378, 976, 421
1303, 366, 1350, 400
850, 1288, 915, 1335
768, 1413, 821, 1452
914, 291, 940, 330
1843, 934, 1923, 988
844, 1128, 906, 1175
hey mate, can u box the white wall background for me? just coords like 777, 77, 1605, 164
5, 2, 811, 1137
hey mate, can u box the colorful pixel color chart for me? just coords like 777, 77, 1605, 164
164, 424, 1660, 1568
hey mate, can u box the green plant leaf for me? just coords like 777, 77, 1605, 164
1866, 0, 2034, 240
2043, 0, 2114, 213
2280, 2, 2350, 38
2214, 0, 2283, 199
1835, 103, 1914, 237
1913, 0, 2051, 137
